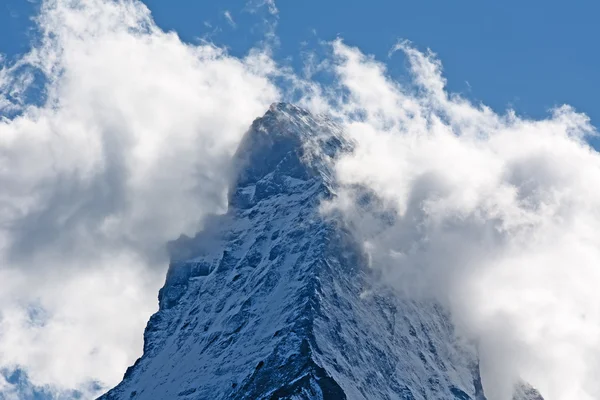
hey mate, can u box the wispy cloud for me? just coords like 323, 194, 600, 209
246, 0, 278, 15
264, 0, 278, 15
223, 10, 236, 28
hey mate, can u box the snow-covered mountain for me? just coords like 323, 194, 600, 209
100, 103, 541, 400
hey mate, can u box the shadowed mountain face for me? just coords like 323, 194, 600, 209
99, 103, 542, 400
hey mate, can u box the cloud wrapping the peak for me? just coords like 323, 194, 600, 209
0, 0, 278, 395
316, 40, 600, 400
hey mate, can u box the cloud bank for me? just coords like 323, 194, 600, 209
315, 40, 600, 400
0, 0, 277, 395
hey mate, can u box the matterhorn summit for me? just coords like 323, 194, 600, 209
100, 104, 541, 400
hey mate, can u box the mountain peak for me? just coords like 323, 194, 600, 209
100, 105, 541, 400
229, 103, 344, 210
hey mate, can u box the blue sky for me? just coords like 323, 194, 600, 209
3, 0, 596, 126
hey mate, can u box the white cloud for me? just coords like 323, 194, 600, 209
265, 0, 279, 15
0, 0, 278, 395
246, 0, 278, 16
313, 40, 600, 400
244, 0, 279, 48
224, 10, 236, 28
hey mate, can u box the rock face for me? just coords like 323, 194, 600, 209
99, 103, 539, 400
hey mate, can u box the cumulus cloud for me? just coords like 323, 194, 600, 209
314, 40, 600, 400
0, 0, 278, 395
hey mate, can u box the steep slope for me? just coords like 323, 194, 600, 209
100, 103, 537, 400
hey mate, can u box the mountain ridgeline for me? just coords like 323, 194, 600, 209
100, 103, 542, 400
